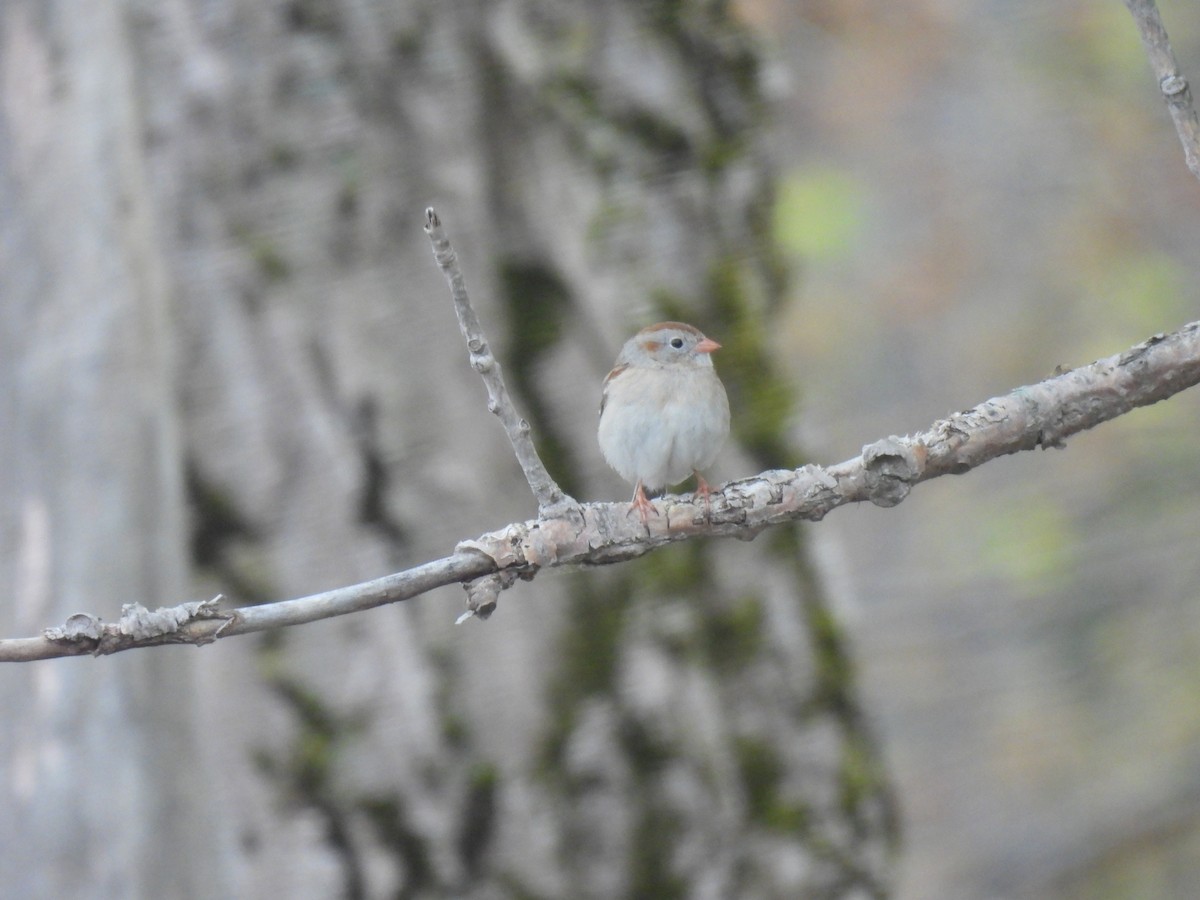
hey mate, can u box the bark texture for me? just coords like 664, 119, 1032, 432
0, 1, 895, 896
0, 2, 223, 896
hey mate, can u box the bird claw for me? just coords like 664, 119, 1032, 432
693, 471, 715, 522
625, 477, 717, 525
629, 481, 658, 524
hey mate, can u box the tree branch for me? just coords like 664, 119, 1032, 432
5, 321, 1200, 662
424, 207, 575, 514
1124, 0, 1200, 183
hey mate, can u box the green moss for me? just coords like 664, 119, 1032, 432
540, 572, 635, 772
186, 460, 255, 569
746, 181, 794, 310
221, 551, 277, 607
734, 735, 811, 833
336, 156, 360, 218
554, 578, 629, 698
546, 72, 694, 168
706, 256, 802, 469
185, 462, 278, 605
700, 134, 748, 176
359, 794, 435, 892
253, 676, 366, 802
256, 627, 287, 656
637, 539, 709, 596
634, 543, 748, 666
617, 714, 676, 778
699, 593, 765, 673
629, 806, 686, 899
441, 713, 469, 749
469, 761, 499, 791
734, 735, 782, 821
801, 578, 855, 713
497, 259, 582, 498
639, 0, 765, 146
764, 799, 810, 834
648, 287, 694, 323
546, 73, 603, 120
499, 260, 570, 360
618, 108, 694, 160
428, 645, 473, 750
233, 225, 290, 283
723, 41, 764, 102
459, 763, 500, 876
584, 197, 633, 246
535, 0, 770, 182
256, 242, 289, 282
762, 508, 849, 716
838, 732, 885, 821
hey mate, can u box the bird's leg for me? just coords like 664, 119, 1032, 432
629, 480, 658, 523
694, 471, 715, 520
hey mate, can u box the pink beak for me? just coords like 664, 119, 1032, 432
695, 337, 721, 354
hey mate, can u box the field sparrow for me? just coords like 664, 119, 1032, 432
598, 322, 730, 521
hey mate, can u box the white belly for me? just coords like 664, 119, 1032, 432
598, 364, 730, 491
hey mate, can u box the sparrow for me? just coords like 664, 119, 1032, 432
598, 321, 730, 521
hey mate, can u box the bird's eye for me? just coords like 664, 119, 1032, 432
670, 337, 684, 349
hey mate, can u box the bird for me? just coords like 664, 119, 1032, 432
598, 321, 730, 522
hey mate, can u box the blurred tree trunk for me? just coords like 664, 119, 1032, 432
0, 2, 224, 897
0, 0, 895, 897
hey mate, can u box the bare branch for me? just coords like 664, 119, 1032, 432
3, 554, 495, 662
424, 207, 575, 514
1124, 0, 1200, 182
5, 321, 1200, 663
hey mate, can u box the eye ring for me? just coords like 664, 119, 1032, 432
669, 337, 684, 349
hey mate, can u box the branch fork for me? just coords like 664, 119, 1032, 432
424, 207, 575, 518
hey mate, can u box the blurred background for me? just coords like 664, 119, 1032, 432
2, 1, 1200, 898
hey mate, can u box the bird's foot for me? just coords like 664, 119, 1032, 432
629, 481, 658, 524
694, 472, 715, 521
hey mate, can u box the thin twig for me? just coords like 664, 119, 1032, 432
1124, 0, 1200, 183
424, 207, 575, 514
5, 321, 1200, 662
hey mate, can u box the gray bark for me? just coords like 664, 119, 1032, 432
0, 1, 223, 896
